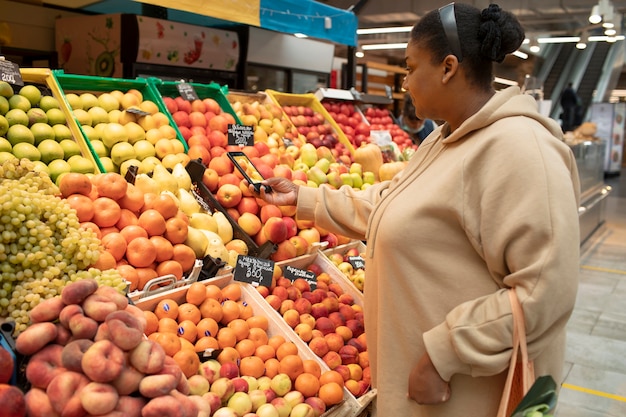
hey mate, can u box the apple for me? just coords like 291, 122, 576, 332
269, 373, 291, 397
210, 377, 235, 402
248, 389, 267, 411
282, 390, 304, 408
198, 359, 221, 384
232, 377, 249, 392
220, 361, 240, 379
270, 397, 292, 417
255, 402, 279, 417
227, 391, 253, 416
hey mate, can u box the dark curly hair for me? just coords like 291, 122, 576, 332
410, 3, 525, 90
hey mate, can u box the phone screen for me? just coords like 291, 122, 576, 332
227, 152, 271, 192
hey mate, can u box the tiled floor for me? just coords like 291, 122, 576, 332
555, 169, 626, 416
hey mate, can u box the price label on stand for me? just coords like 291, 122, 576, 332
177, 82, 200, 101
348, 256, 365, 270
283, 265, 317, 290
227, 124, 254, 146
233, 255, 274, 287
126, 107, 151, 116
0, 59, 24, 86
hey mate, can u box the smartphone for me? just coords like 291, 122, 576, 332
227, 151, 272, 193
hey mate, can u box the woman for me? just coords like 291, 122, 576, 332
253, 3, 580, 416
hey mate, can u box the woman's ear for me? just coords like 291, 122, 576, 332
441, 55, 459, 84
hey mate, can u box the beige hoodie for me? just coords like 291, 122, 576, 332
297, 87, 581, 416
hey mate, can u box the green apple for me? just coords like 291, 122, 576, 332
108, 109, 121, 123
0, 96, 9, 114
27, 108, 47, 125
326, 171, 343, 189
314, 158, 331, 174
47, 158, 71, 182
81, 125, 99, 142
8, 94, 31, 112
0, 81, 13, 98
67, 154, 95, 174
52, 124, 72, 141
110, 141, 136, 167
12, 142, 41, 161
349, 162, 363, 176
38, 139, 65, 164
89, 139, 108, 157
65, 93, 82, 110
0, 137, 11, 152
88, 106, 110, 126
30, 123, 55, 145
97, 93, 120, 113
306, 165, 328, 185
339, 172, 353, 187
0, 151, 16, 164
7, 124, 35, 146
350, 172, 363, 189
99, 156, 116, 173
31, 160, 49, 174
5, 109, 29, 126
362, 171, 376, 185
19, 85, 41, 106
139, 156, 161, 174
133, 139, 156, 160
46, 108, 66, 125
125, 122, 146, 144
0, 115, 8, 136
79, 93, 99, 110
59, 139, 81, 159
292, 162, 309, 172
101, 122, 128, 148
39, 96, 60, 112
73, 109, 92, 127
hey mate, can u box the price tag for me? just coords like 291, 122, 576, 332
283, 265, 317, 290
370, 130, 392, 147
348, 256, 365, 270
227, 124, 254, 146
282, 137, 294, 148
233, 255, 274, 287
126, 107, 151, 116
0, 59, 24, 86
177, 82, 200, 101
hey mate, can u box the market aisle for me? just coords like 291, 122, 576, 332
555, 170, 626, 417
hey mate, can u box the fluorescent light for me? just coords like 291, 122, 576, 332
512, 50, 528, 59
538, 36, 580, 43
361, 43, 408, 50
590, 34, 625, 41
494, 77, 518, 86
294, 33, 308, 38
589, 5, 602, 24
355, 51, 364, 58
357, 26, 412, 35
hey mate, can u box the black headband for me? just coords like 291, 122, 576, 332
439, 2, 463, 62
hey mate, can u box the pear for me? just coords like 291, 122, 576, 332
185, 226, 209, 258
205, 240, 230, 262
227, 249, 239, 268
178, 188, 201, 215
172, 162, 192, 191
213, 211, 233, 244
189, 212, 219, 233
198, 229, 223, 246
152, 164, 178, 194
134, 173, 160, 195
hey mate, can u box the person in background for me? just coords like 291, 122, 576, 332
399, 92, 437, 145
250, 3, 580, 416
560, 82, 580, 132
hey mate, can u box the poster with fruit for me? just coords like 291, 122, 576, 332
135, 16, 239, 71
55, 14, 123, 78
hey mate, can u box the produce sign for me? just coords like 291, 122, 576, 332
176, 82, 200, 101
347, 256, 365, 270
227, 124, 254, 146
283, 265, 317, 290
234, 255, 274, 287
0, 59, 23, 86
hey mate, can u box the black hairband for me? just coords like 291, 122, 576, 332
439, 2, 463, 62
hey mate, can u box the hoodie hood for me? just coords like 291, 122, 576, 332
442, 86, 563, 144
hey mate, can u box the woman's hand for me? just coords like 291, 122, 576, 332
408, 352, 451, 404
248, 177, 300, 206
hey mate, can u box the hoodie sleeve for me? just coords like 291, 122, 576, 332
423, 120, 581, 380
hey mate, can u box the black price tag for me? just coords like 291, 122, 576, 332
177, 82, 200, 101
282, 137, 294, 148
283, 265, 317, 290
227, 124, 254, 146
126, 107, 151, 116
0, 60, 24, 86
233, 255, 274, 287
348, 256, 365, 270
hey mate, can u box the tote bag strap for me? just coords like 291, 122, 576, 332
497, 289, 536, 417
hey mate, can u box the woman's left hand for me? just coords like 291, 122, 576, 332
408, 352, 451, 404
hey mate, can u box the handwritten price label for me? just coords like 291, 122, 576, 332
0, 60, 24, 86
177, 82, 200, 101
233, 255, 274, 287
348, 256, 365, 270
227, 124, 254, 146
283, 265, 317, 290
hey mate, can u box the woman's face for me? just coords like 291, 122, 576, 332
402, 40, 442, 121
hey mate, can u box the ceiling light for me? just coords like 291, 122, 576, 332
529, 37, 540, 53
355, 50, 364, 58
576, 32, 588, 49
605, 27, 617, 36
590, 5, 602, 24
361, 43, 408, 50
357, 26, 413, 35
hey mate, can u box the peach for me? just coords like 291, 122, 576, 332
58, 304, 83, 328
81, 340, 125, 382
338, 345, 359, 365
159, 355, 184, 384
198, 359, 221, 384
216, 183, 242, 208
263, 217, 288, 244
322, 351, 342, 369
282, 309, 300, 329
324, 332, 345, 353
0, 347, 13, 385
210, 377, 235, 402
112, 365, 145, 396
54, 323, 72, 346
94, 322, 111, 341
94, 285, 129, 310
129, 340, 166, 374
82, 293, 119, 322
29, 296, 65, 323
106, 310, 144, 351
25, 344, 66, 389
69, 313, 98, 339
15, 322, 57, 355
345, 319, 365, 338
293, 297, 312, 315
202, 391, 223, 413
311, 304, 330, 320
260, 204, 282, 223
124, 304, 148, 331
286, 285, 301, 301
305, 396, 327, 416
24, 387, 56, 417
80, 381, 119, 415
139, 373, 179, 398
61, 339, 94, 373
321, 296, 339, 313
47, 371, 89, 416
142, 394, 184, 417
115, 395, 146, 417
334, 364, 351, 382
0, 384, 25, 417
60, 278, 99, 305
171, 389, 200, 416
308, 336, 329, 358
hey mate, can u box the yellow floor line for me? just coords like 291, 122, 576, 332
580, 265, 626, 275
562, 383, 626, 402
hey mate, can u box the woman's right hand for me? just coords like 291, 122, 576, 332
249, 177, 300, 206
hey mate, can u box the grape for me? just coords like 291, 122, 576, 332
0, 158, 127, 334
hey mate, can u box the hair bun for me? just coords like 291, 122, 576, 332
479, 4, 505, 62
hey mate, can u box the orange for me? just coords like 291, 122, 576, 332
179, 337, 196, 352
246, 315, 269, 331
96, 172, 128, 200
173, 348, 200, 379
126, 236, 157, 268
138, 209, 167, 237
153, 331, 181, 357
92, 197, 122, 228
116, 208, 139, 230
220, 300, 240, 325
120, 224, 149, 244
247, 327, 269, 348
199, 298, 223, 322
318, 382, 344, 406
235, 339, 257, 358
195, 336, 219, 353
254, 344, 276, 362
239, 355, 265, 378
268, 335, 286, 352
156, 260, 184, 281
319, 370, 344, 387
118, 183, 144, 213
196, 317, 219, 339
100, 226, 120, 238
117, 264, 139, 292
216, 327, 237, 348
295, 372, 321, 398
216, 346, 240, 365
172, 244, 197, 272
143, 310, 159, 335
101, 232, 127, 262
221, 282, 242, 301
136, 267, 158, 291
186, 282, 208, 306
158, 317, 179, 334
264, 358, 280, 378
59, 172, 93, 198
143, 192, 158, 210
227, 319, 250, 342
279, 354, 304, 381
177, 319, 198, 343
237, 301, 253, 320
164, 216, 188, 244
276, 341, 298, 361
205, 284, 223, 302
302, 359, 322, 379
65, 194, 95, 222
154, 298, 179, 320
150, 235, 174, 262
145, 193, 178, 220
93, 250, 116, 271
177, 303, 202, 324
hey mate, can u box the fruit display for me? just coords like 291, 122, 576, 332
254, 253, 372, 403
52, 71, 189, 176
324, 243, 367, 292
136, 278, 351, 417
0, 158, 126, 335
0, 77, 99, 182
320, 99, 372, 151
